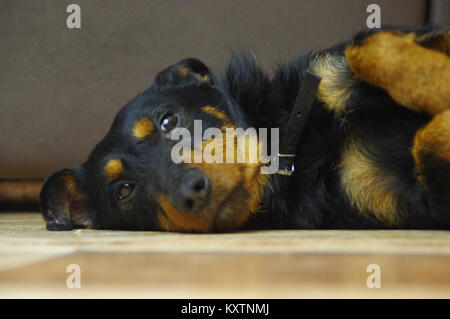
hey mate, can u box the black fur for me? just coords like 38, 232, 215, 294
40, 26, 450, 231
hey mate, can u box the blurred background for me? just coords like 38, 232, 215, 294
0, 0, 448, 209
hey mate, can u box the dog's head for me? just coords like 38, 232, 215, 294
40, 58, 272, 232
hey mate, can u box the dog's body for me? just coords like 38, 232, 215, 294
40, 26, 450, 232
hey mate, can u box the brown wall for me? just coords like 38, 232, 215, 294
0, 0, 427, 179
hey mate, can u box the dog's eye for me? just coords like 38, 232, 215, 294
160, 113, 178, 133
115, 183, 135, 201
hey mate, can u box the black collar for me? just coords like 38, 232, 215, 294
277, 69, 321, 176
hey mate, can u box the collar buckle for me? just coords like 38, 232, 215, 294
276, 153, 296, 176
276, 69, 321, 177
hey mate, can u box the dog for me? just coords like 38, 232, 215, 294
40, 26, 450, 232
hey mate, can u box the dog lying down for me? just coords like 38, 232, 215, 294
40, 26, 450, 232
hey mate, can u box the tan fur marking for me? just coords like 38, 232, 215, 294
201, 105, 234, 128
339, 138, 403, 226
345, 31, 450, 116
132, 117, 154, 139
178, 66, 190, 77
413, 110, 450, 170
59, 174, 80, 220
105, 159, 123, 181
310, 54, 355, 114
63, 174, 85, 201
188, 132, 269, 231
179, 66, 210, 82
195, 73, 210, 82
157, 132, 269, 232
187, 162, 268, 232
157, 193, 211, 233
62, 174, 91, 227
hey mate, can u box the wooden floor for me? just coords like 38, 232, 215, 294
1, 212, 450, 298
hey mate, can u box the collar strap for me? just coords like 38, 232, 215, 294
277, 69, 321, 176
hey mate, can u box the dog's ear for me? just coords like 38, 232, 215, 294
40, 167, 91, 231
151, 58, 216, 90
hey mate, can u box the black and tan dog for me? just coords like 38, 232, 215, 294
40, 26, 450, 232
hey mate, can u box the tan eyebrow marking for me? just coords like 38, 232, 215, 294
201, 105, 234, 128
178, 66, 190, 77
132, 117, 154, 139
105, 158, 123, 181
195, 73, 210, 82
178, 66, 210, 82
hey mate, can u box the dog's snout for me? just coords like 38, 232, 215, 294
173, 169, 210, 213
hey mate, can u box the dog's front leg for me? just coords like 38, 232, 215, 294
345, 30, 450, 117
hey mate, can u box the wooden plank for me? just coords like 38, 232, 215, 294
0, 213, 449, 298
1, 252, 449, 298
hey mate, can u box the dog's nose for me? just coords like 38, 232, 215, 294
173, 169, 210, 213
